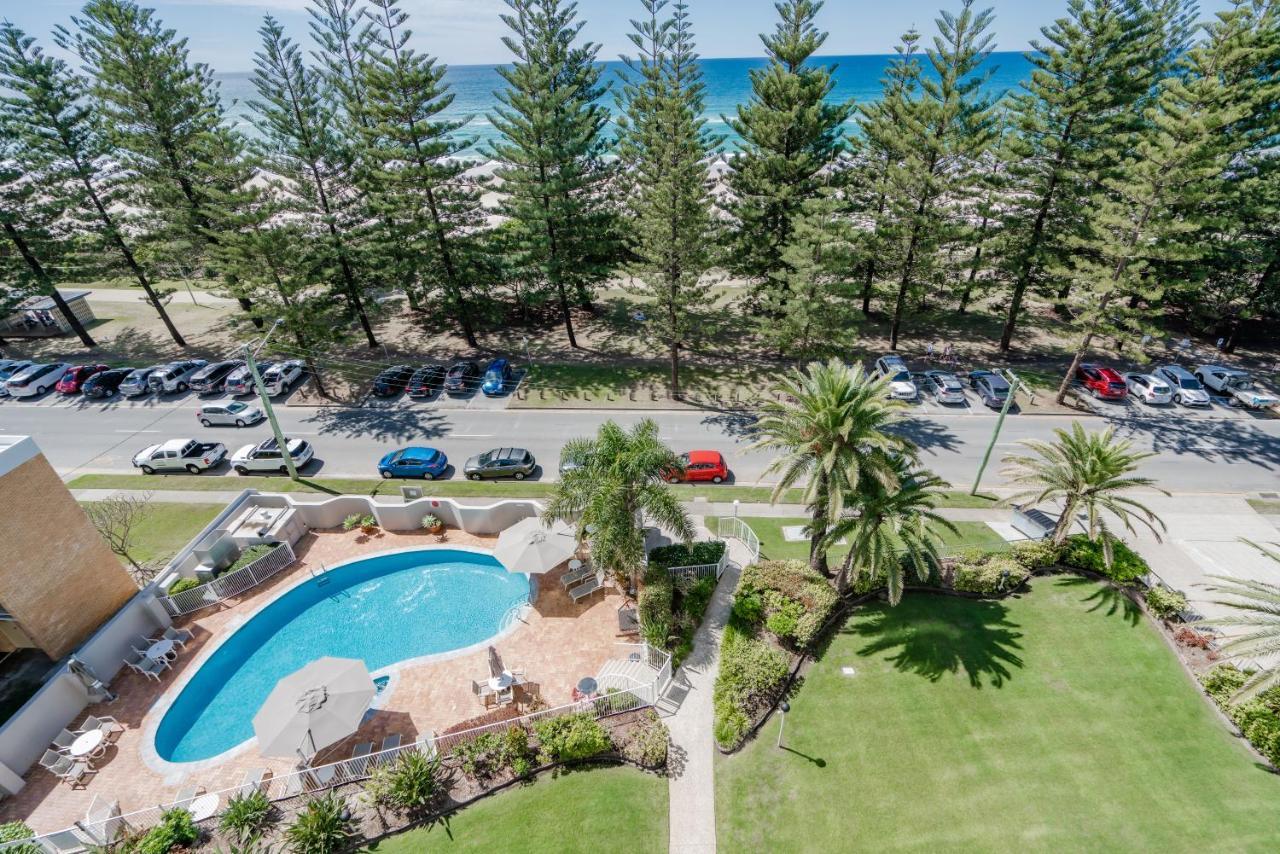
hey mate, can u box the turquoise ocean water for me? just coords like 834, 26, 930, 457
215, 51, 1034, 155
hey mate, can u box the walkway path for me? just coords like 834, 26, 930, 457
663, 524, 750, 854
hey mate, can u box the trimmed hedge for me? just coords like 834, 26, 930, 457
739, 560, 838, 648
952, 553, 1029, 595
1200, 666, 1280, 767
532, 713, 611, 763
1060, 534, 1149, 583
647, 540, 726, 570
167, 577, 201, 596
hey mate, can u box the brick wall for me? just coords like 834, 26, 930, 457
0, 454, 137, 659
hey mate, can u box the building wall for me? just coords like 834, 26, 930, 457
0, 440, 138, 659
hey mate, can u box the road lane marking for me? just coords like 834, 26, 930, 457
115, 429, 160, 433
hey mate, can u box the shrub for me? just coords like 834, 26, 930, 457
422, 514, 442, 530
714, 696, 751, 747
1201, 665, 1248, 705
679, 575, 717, 622
219, 789, 274, 844
284, 792, 352, 854
343, 514, 377, 532
764, 595, 804, 642
225, 542, 279, 574
1174, 626, 1213, 650
533, 713, 611, 763
730, 592, 764, 627
167, 577, 201, 596
1060, 534, 1149, 583
365, 750, 446, 816
647, 540, 726, 570
1009, 538, 1062, 569
739, 560, 837, 648
0, 822, 39, 854
1230, 701, 1280, 766
617, 710, 670, 768
639, 567, 675, 648
132, 808, 199, 854
451, 726, 530, 781
1144, 586, 1188, 620
713, 622, 789, 749
952, 555, 1030, 595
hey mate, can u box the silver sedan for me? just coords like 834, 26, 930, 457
196, 401, 266, 427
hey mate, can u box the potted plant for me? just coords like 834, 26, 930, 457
422, 514, 444, 535
344, 513, 379, 535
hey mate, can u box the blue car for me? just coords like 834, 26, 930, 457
481, 359, 512, 396
378, 447, 449, 480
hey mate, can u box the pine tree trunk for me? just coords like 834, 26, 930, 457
861, 258, 875, 316
2, 222, 96, 348
959, 217, 988, 314
556, 280, 578, 349
422, 185, 478, 348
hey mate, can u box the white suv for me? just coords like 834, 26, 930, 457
872, 355, 918, 401
5, 362, 70, 398
231, 437, 314, 474
261, 360, 305, 396
147, 359, 208, 394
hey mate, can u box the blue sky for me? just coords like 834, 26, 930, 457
4, 0, 1240, 72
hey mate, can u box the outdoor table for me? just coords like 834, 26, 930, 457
577, 676, 598, 696
146, 638, 176, 661
489, 672, 514, 691
188, 793, 219, 822
69, 729, 105, 759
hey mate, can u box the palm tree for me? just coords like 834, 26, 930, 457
752, 359, 913, 577
543, 419, 695, 588
1201, 540, 1280, 700
1000, 423, 1167, 564
825, 457, 957, 601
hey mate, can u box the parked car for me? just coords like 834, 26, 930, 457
1123, 373, 1173, 406
665, 450, 730, 484
197, 400, 265, 427
968, 369, 1012, 409
0, 361, 34, 397
132, 438, 227, 474
372, 364, 415, 397
406, 365, 446, 398
189, 360, 244, 394
558, 446, 591, 477
378, 446, 449, 480
443, 360, 480, 395
55, 364, 108, 394
82, 368, 132, 399
872, 355, 918, 400
463, 447, 536, 480
260, 360, 305, 396
119, 366, 162, 397
147, 359, 208, 395
1153, 364, 1211, 407
1195, 365, 1280, 410
5, 362, 70, 398
481, 358, 513, 396
924, 370, 967, 405
1076, 363, 1127, 400
224, 362, 268, 396
231, 437, 314, 474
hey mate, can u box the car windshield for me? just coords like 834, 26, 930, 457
890, 371, 910, 382
1108, 381, 1125, 389
226, 402, 248, 413
421, 449, 439, 463
485, 370, 501, 380
988, 379, 1010, 392
1179, 378, 1201, 390
1227, 377, 1253, 390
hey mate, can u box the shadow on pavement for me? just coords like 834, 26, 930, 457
306, 405, 448, 443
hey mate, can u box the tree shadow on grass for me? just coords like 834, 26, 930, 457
1056, 574, 1142, 626
848, 597, 1024, 688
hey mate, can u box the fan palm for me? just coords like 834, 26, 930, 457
543, 418, 694, 587
825, 457, 957, 602
752, 358, 913, 577
1201, 540, 1280, 700
1000, 423, 1167, 563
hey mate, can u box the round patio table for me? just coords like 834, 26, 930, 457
577, 677, 598, 695
69, 729, 104, 759
188, 793, 219, 822
146, 638, 176, 661
489, 672, 514, 691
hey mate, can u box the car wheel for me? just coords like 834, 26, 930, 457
235, 465, 249, 475
37, 385, 47, 395
1091, 388, 1100, 399
381, 470, 392, 479
200, 418, 212, 427
469, 473, 481, 481
140, 465, 155, 475
667, 476, 680, 484
423, 473, 435, 481
514, 471, 526, 480
178, 382, 188, 392
186, 464, 200, 474
1173, 393, 1182, 405
234, 419, 245, 428
712, 475, 724, 484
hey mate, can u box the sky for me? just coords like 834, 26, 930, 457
2, 0, 1241, 72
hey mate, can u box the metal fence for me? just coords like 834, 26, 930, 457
717, 516, 761, 563
159, 541, 297, 617
663, 551, 728, 584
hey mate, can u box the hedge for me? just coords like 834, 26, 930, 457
739, 560, 838, 648
1060, 534, 1149, 583
647, 540, 726, 570
713, 621, 789, 749
167, 577, 201, 596
1200, 665, 1280, 767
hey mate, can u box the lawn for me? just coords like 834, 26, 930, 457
716, 575, 1280, 852
363, 765, 667, 853
513, 361, 774, 409
83, 501, 224, 569
711, 516, 1010, 565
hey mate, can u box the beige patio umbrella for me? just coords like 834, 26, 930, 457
253, 657, 374, 760
493, 517, 578, 574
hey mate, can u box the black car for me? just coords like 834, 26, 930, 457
464, 447, 536, 480
189, 360, 244, 394
372, 364, 415, 397
82, 368, 132, 399
443, 360, 480, 395
969, 369, 1011, 408
407, 365, 446, 398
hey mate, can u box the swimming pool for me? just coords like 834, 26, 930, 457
153, 548, 530, 764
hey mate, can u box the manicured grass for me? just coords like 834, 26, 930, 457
513, 361, 773, 409
364, 765, 666, 853
82, 501, 224, 568
716, 575, 1280, 851
712, 516, 1009, 565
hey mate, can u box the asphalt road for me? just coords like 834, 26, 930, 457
2, 389, 1278, 493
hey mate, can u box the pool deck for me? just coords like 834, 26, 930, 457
2, 528, 626, 834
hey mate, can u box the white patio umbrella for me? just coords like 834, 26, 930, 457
493, 517, 578, 574
253, 657, 374, 760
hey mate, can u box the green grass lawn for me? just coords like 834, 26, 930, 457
513, 361, 774, 409
716, 575, 1280, 852
712, 516, 1010, 565
82, 501, 224, 568
364, 766, 666, 853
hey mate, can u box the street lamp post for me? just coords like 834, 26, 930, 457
776, 701, 790, 749
970, 369, 1022, 496
244, 319, 298, 482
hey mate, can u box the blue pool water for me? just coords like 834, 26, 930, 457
154, 549, 530, 763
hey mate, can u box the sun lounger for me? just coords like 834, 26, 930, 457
308, 764, 337, 788
350, 741, 374, 774
173, 785, 204, 808
163, 626, 195, 649
237, 768, 270, 796
570, 569, 607, 604
381, 734, 402, 755
280, 772, 305, 799
561, 562, 594, 588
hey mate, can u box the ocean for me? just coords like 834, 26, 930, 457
214, 52, 1034, 155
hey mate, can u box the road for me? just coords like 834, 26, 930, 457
1, 390, 1278, 493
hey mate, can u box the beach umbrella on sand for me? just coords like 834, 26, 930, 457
493, 517, 578, 574
253, 657, 374, 761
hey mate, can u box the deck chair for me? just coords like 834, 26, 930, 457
51, 754, 94, 788
350, 742, 374, 774
172, 785, 204, 808
136, 658, 167, 682
39, 749, 65, 772
163, 626, 195, 649
280, 772, 305, 799
308, 764, 337, 789
569, 569, 606, 604
52, 729, 77, 752
561, 561, 594, 588
237, 768, 270, 796
82, 715, 125, 743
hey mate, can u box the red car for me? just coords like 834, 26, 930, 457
666, 450, 730, 484
1076, 363, 1128, 400
55, 364, 109, 394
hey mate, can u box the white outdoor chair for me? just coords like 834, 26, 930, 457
84, 795, 125, 846
163, 626, 194, 649
52, 729, 78, 753
569, 570, 607, 604
173, 785, 204, 808
44, 752, 94, 788
82, 715, 125, 743
237, 768, 270, 796
561, 562, 594, 588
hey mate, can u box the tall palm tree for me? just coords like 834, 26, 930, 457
1202, 540, 1280, 700
752, 359, 913, 577
543, 418, 695, 588
1000, 423, 1167, 564
825, 457, 957, 601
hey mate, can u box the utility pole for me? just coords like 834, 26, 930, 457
970, 369, 1022, 496
244, 319, 298, 481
